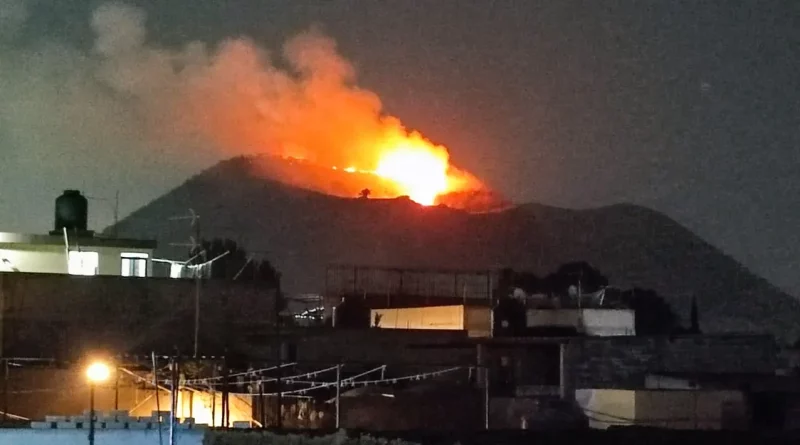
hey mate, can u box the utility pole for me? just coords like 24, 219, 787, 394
193, 216, 202, 357
274, 283, 283, 430
168, 210, 202, 357
169, 356, 177, 445
152, 352, 163, 445
2, 359, 7, 426
335, 364, 342, 429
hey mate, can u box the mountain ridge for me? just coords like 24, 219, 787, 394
108, 156, 800, 342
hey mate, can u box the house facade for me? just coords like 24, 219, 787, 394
0, 232, 156, 277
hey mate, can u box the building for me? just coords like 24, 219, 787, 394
526, 308, 635, 336
0, 231, 156, 277
576, 388, 747, 430
0, 190, 156, 277
371, 305, 492, 337
325, 265, 635, 337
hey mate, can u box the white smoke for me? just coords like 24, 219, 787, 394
0, 0, 29, 40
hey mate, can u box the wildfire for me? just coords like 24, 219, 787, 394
332, 141, 452, 205
374, 147, 449, 206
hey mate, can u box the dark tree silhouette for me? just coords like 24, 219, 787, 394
689, 295, 701, 334
359, 188, 371, 199
543, 261, 609, 296
514, 271, 541, 294
492, 297, 528, 337
493, 263, 681, 336
619, 288, 680, 335
190, 238, 280, 288
497, 268, 541, 298
497, 263, 607, 298
335, 297, 371, 328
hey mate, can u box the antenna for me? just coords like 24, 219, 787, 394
113, 191, 119, 237
232, 256, 254, 281
84, 192, 121, 235
168, 209, 201, 251
167, 209, 204, 357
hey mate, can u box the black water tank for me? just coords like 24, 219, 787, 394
54, 190, 88, 232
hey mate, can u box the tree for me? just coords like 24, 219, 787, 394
190, 238, 280, 288
543, 261, 608, 297
496, 268, 540, 298
492, 297, 527, 337
619, 288, 680, 335
689, 296, 701, 334
359, 188, 371, 199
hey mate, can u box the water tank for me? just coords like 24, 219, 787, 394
54, 190, 88, 232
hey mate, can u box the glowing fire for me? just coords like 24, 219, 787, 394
330, 141, 452, 205
374, 146, 449, 206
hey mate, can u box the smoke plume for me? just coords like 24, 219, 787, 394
0, 2, 485, 231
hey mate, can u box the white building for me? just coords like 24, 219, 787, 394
527, 308, 636, 336
0, 231, 156, 277
369, 305, 634, 337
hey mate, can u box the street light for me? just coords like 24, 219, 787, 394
86, 362, 111, 445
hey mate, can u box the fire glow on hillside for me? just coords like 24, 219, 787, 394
328, 137, 477, 206
51, 3, 498, 209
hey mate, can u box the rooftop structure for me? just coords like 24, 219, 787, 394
0, 191, 156, 277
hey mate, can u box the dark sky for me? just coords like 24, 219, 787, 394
2, 1, 799, 296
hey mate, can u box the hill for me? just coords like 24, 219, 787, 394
108, 156, 800, 341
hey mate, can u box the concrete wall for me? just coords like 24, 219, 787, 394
576, 389, 636, 429
465, 307, 492, 337
565, 335, 778, 389
527, 309, 635, 336
575, 389, 745, 430
341, 390, 483, 431
0, 428, 203, 445
634, 390, 745, 430
1, 246, 67, 274
248, 328, 475, 367
0, 272, 277, 357
0, 245, 154, 276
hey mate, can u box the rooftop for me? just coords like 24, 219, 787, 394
0, 231, 157, 250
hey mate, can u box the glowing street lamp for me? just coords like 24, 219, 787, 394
86, 362, 111, 445
87, 362, 111, 384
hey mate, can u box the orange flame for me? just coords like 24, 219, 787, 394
374, 145, 449, 206
323, 135, 462, 206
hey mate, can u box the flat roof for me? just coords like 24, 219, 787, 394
0, 231, 157, 250
407, 333, 776, 349
327, 263, 495, 276
408, 336, 574, 349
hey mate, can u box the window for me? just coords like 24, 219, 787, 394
68, 251, 99, 276
121, 252, 148, 277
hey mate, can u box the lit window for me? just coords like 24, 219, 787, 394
121, 252, 148, 277
68, 251, 99, 276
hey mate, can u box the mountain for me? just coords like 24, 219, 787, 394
108, 156, 800, 342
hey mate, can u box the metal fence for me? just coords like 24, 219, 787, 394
325, 265, 495, 303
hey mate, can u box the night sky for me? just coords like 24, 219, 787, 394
1, 1, 798, 296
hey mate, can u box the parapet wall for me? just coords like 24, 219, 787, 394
566, 335, 778, 388
0, 272, 277, 358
